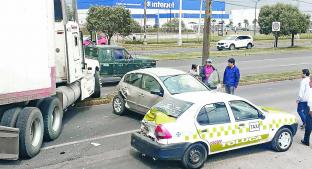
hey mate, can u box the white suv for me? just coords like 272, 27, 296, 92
217, 35, 254, 50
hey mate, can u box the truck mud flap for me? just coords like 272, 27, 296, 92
0, 126, 19, 160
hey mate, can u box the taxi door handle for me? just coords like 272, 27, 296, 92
139, 93, 144, 97
238, 123, 245, 127
201, 129, 208, 132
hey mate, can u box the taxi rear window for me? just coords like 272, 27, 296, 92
152, 98, 193, 118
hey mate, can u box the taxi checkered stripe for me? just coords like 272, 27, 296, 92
184, 117, 297, 141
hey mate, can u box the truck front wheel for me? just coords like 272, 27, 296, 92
39, 97, 63, 141
16, 107, 44, 159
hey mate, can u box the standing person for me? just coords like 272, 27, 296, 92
223, 58, 240, 95
189, 64, 199, 79
200, 59, 215, 86
301, 77, 312, 146
297, 69, 310, 129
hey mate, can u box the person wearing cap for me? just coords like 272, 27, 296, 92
301, 76, 312, 146
200, 59, 217, 87
297, 69, 310, 129
223, 58, 240, 94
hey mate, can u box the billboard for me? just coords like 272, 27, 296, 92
77, 0, 226, 11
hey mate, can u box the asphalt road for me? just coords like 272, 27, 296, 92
1, 79, 312, 169
157, 51, 312, 76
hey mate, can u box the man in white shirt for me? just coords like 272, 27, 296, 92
297, 69, 310, 129
301, 77, 312, 146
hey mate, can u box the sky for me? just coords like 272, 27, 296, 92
224, 0, 312, 16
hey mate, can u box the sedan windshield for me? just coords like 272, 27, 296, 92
224, 36, 237, 40
160, 74, 209, 95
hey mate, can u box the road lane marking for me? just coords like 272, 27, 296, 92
41, 129, 139, 151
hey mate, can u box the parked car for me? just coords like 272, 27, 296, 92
131, 91, 298, 169
217, 35, 254, 50
112, 68, 210, 115
84, 45, 156, 83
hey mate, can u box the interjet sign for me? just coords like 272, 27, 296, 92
146, 1, 175, 9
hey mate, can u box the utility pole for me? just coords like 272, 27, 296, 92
254, 0, 260, 36
202, 0, 212, 65
143, 0, 147, 45
197, 0, 203, 41
178, 0, 183, 46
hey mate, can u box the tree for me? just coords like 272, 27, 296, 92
258, 3, 310, 47
130, 20, 142, 33
162, 18, 185, 32
243, 19, 249, 28
86, 6, 132, 44
238, 22, 242, 28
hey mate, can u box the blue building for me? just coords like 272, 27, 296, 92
77, 0, 229, 29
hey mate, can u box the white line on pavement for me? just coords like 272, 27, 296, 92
41, 129, 139, 151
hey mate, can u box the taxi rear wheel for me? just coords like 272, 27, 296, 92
182, 143, 207, 169
271, 127, 293, 152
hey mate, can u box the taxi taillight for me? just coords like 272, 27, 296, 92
155, 124, 172, 139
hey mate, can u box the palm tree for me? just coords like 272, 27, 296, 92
212, 19, 216, 33
238, 22, 242, 28
243, 19, 249, 28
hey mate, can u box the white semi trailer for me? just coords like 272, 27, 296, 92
0, 0, 101, 160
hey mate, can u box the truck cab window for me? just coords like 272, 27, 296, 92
114, 49, 125, 60
54, 0, 63, 21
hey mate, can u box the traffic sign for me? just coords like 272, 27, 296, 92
272, 22, 280, 32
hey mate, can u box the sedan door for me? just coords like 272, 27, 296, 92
122, 73, 143, 112
228, 100, 270, 148
136, 74, 164, 113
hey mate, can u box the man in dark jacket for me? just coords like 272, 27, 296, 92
223, 58, 240, 94
302, 79, 312, 146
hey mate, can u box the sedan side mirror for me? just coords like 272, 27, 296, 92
259, 112, 265, 120
150, 89, 164, 97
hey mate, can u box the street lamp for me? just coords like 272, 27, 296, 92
178, 0, 183, 46
198, 0, 203, 40
253, 0, 260, 36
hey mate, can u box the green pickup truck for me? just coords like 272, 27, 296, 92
85, 45, 156, 83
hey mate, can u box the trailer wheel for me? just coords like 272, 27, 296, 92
0, 107, 22, 127
16, 107, 44, 159
91, 71, 101, 98
39, 97, 63, 141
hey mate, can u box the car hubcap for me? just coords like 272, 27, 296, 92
30, 119, 42, 147
278, 132, 291, 149
189, 148, 201, 164
114, 98, 122, 112
52, 107, 61, 132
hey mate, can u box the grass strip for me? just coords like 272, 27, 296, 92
146, 46, 312, 60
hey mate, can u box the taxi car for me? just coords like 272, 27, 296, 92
112, 68, 210, 115
131, 91, 298, 169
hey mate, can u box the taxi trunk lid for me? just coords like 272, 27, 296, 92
141, 108, 176, 140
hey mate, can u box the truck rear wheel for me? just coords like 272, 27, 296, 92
16, 107, 44, 159
39, 97, 63, 141
0, 107, 22, 127
91, 71, 101, 98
